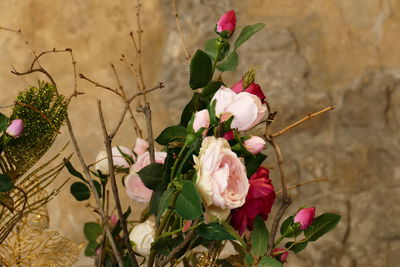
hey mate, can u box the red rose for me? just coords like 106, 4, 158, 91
231, 80, 267, 104
230, 167, 276, 235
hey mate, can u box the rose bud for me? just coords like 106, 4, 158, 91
231, 167, 276, 235
294, 207, 315, 230
244, 136, 266, 154
129, 220, 155, 256
216, 10, 236, 38
223, 130, 234, 141
231, 80, 266, 104
95, 146, 134, 175
6, 119, 24, 138
272, 248, 289, 263
193, 109, 210, 135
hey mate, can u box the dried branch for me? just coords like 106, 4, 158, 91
98, 100, 139, 267
171, 0, 191, 61
276, 178, 328, 195
79, 73, 123, 97
271, 105, 335, 138
137, 103, 155, 163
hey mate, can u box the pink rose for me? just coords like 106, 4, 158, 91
133, 137, 149, 156
294, 207, 315, 230
231, 167, 276, 235
212, 86, 267, 131
272, 248, 289, 263
194, 137, 249, 219
244, 136, 266, 154
125, 151, 167, 203
6, 119, 24, 138
216, 10, 236, 37
193, 109, 210, 135
231, 80, 267, 104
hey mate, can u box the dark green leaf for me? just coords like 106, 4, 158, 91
196, 222, 235, 240
280, 216, 302, 238
217, 52, 239, 72
155, 125, 187, 146
84, 240, 98, 256
190, 49, 213, 89
245, 153, 267, 177
157, 188, 175, 223
204, 38, 230, 61
137, 163, 165, 190
70, 182, 90, 201
0, 193, 14, 212
180, 93, 207, 126
0, 174, 13, 192
221, 221, 246, 248
259, 256, 284, 267
84, 222, 103, 241
176, 139, 201, 175
234, 23, 266, 50
162, 148, 176, 184
251, 216, 269, 256
148, 190, 163, 215
202, 81, 224, 100
151, 236, 183, 256
285, 241, 308, 253
304, 213, 341, 241
175, 180, 202, 220
112, 207, 131, 236
64, 158, 86, 182
0, 113, 9, 133
93, 180, 102, 198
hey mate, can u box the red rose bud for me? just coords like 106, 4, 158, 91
231, 167, 276, 235
6, 119, 24, 138
244, 136, 266, 154
294, 207, 315, 230
223, 130, 234, 141
272, 248, 288, 263
231, 80, 266, 104
216, 10, 236, 38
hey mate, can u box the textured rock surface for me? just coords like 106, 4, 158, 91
1, 0, 399, 266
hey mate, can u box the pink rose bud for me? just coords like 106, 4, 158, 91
223, 130, 234, 141
231, 80, 266, 104
6, 119, 24, 138
182, 220, 192, 233
96, 247, 102, 257
110, 213, 118, 226
294, 207, 315, 230
244, 136, 266, 154
193, 109, 210, 135
272, 248, 288, 263
216, 10, 236, 37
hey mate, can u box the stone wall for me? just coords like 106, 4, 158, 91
1, 1, 399, 266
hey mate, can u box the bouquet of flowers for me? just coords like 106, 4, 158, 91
64, 9, 340, 267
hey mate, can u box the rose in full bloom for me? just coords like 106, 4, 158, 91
231, 79, 266, 104
194, 136, 249, 220
193, 109, 210, 135
125, 150, 167, 203
95, 146, 134, 175
294, 207, 315, 230
6, 119, 24, 138
244, 136, 266, 154
231, 167, 276, 234
212, 86, 267, 131
129, 220, 155, 256
272, 248, 289, 263
216, 10, 236, 37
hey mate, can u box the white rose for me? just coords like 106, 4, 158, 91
95, 146, 134, 175
129, 220, 155, 256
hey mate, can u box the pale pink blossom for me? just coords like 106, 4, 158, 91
244, 136, 266, 154
193, 109, 210, 135
95, 146, 133, 175
133, 137, 149, 156
6, 119, 24, 138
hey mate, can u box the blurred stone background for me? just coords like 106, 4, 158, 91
0, 0, 399, 266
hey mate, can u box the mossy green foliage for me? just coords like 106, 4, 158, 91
4, 81, 67, 176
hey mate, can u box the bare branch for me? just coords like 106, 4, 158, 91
171, 0, 191, 61
276, 178, 328, 195
79, 73, 123, 97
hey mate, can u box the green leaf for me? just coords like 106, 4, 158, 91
202, 81, 224, 100
204, 38, 230, 61
280, 216, 302, 238
190, 49, 213, 89
285, 241, 308, 253
151, 236, 183, 256
70, 182, 90, 201
0, 113, 9, 133
196, 222, 235, 240
93, 180, 102, 198
216, 52, 239, 72
148, 190, 163, 215
137, 163, 165, 190
244, 253, 254, 267
245, 153, 267, 177
0, 174, 13, 192
84, 222, 103, 241
221, 221, 246, 248
175, 180, 202, 220
64, 158, 86, 182
259, 256, 284, 267
304, 213, 341, 241
180, 93, 207, 126
155, 125, 187, 146
157, 188, 175, 223
84, 240, 98, 256
0, 193, 14, 212
251, 216, 269, 257
112, 207, 131, 236
234, 23, 266, 50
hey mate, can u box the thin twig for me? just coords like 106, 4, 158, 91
271, 105, 335, 138
137, 103, 155, 163
98, 100, 139, 267
79, 73, 123, 97
171, 0, 191, 61
276, 178, 328, 195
